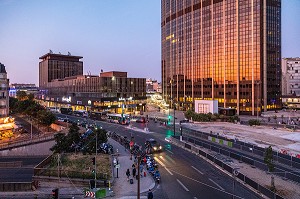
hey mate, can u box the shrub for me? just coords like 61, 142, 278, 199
248, 119, 261, 126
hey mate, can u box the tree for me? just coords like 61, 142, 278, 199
9, 97, 18, 113
16, 91, 28, 101
37, 110, 56, 131
264, 146, 275, 191
82, 128, 108, 154
66, 123, 81, 152
50, 133, 68, 153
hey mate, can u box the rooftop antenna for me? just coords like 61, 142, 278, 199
49, 49, 53, 54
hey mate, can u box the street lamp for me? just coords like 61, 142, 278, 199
173, 103, 176, 136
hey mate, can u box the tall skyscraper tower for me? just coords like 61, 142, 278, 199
39, 51, 83, 88
161, 0, 281, 115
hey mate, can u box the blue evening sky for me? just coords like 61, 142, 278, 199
0, 0, 299, 84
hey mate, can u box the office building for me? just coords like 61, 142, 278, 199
39, 51, 83, 88
38, 71, 147, 113
282, 57, 300, 96
9, 83, 38, 98
161, 0, 281, 115
0, 63, 9, 117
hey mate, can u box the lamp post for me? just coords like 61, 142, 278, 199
173, 104, 176, 136
94, 127, 98, 189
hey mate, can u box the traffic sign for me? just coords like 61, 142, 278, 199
116, 164, 120, 169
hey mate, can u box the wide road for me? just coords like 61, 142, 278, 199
57, 114, 260, 199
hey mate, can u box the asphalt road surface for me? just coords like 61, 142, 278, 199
57, 114, 261, 199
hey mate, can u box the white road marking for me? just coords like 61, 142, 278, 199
164, 167, 173, 175
191, 166, 204, 175
194, 197, 198, 199
209, 178, 224, 190
177, 179, 189, 192
154, 157, 165, 167
165, 155, 176, 164
165, 149, 174, 154
154, 157, 173, 175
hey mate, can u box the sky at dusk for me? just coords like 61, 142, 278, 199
0, 0, 299, 85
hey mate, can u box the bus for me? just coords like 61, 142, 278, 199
73, 110, 88, 117
107, 113, 130, 125
89, 111, 105, 121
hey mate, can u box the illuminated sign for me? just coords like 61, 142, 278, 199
88, 100, 92, 105
62, 96, 71, 102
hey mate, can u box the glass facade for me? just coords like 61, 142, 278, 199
161, 0, 281, 115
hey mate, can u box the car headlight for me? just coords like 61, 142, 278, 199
153, 147, 157, 150
159, 146, 162, 149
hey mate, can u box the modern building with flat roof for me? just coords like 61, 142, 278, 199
282, 57, 300, 96
39, 51, 83, 88
38, 70, 147, 114
161, 0, 281, 115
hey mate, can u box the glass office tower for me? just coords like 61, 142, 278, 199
161, 0, 281, 115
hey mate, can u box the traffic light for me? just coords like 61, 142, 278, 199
52, 188, 58, 199
92, 157, 95, 165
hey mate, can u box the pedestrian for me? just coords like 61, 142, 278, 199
126, 168, 130, 181
147, 189, 153, 199
140, 164, 144, 177
132, 167, 136, 178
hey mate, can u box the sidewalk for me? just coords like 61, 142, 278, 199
108, 138, 155, 199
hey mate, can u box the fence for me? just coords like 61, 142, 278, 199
182, 126, 300, 169
171, 136, 285, 199
0, 135, 55, 151
180, 133, 300, 184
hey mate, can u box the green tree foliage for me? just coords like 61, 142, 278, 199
248, 119, 261, 126
66, 123, 81, 152
9, 97, 18, 113
37, 110, 56, 131
16, 90, 28, 101
82, 128, 108, 154
184, 110, 239, 123
50, 133, 68, 153
264, 146, 274, 172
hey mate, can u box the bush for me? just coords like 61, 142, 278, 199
248, 119, 261, 126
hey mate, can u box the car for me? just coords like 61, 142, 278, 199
136, 117, 146, 123
179, 119, 189, 124
145, 138, 162, 153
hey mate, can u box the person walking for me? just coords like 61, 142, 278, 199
147, 189, 153, 199
140, 163, 144, 177
126, 168, 130, 181
132, 167, 136, 178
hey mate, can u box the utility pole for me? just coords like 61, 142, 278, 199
95, 130, 97, 189
137, 155, 141, 199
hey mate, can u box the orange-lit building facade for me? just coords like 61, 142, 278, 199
161, 0, 281, 115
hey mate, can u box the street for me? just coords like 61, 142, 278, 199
58, 113, 261, 199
